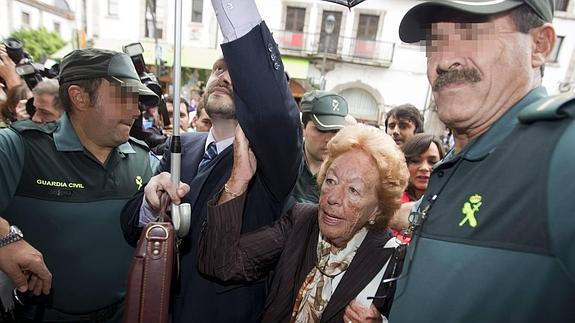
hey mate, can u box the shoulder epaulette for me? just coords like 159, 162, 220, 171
128, 136, 151, 151
518, 92, 575, 124
10, 119, 58, 134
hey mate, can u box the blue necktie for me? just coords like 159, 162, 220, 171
198, 142, 218, 173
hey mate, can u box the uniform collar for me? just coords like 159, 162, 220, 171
441, 86, 547, 165
54, 113, 135, 154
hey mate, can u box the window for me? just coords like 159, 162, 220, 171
357, 14, 379, 41
145, 19, 163, 38
354, 14, 379, 58
285, 6, 305, 32
145, 0, 163, 38
549, 35, 564, 63
54, 22, 61, 35
555, 0, 570, 11
319, 11, 342, 54
21, 12, 30, 28
108, 0, 119, 16
192, 0, 203, 23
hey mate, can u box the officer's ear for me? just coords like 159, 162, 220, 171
67, 85, 90, 111
530, 23, 555, 70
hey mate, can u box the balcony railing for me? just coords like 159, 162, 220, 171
272, 29, 395, 67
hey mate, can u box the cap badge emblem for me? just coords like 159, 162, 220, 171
332, 99, 340, 111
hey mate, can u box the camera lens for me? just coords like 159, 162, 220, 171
4, 38, 23, 50
4, 37, 25, 64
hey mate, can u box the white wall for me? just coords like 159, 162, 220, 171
0, 0, 9, 39
543, 16, 575, 94
0, 0, 76, 43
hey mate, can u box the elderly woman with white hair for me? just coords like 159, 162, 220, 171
198, 124, 408, 322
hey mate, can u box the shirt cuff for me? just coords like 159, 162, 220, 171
138, 195, 159, 227
212, 0, 262, 43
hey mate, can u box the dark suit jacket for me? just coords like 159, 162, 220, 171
121, 22, 302, 323
198, 194, 397, 323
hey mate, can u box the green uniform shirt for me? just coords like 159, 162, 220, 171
389, 87, 575, 322
0, 114, 156, 315
290, 150, 320, 204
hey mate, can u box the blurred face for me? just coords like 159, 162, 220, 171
165, 101, 189, 135
82, 80, 140, 148
386, 115, 416, 145
318, 150, 380, 248
31, 93, 62, 123
426, 14, 533, 132
205, 58, 235, 120
407, 142, 441, 195
303, 121, 338, 165
193, 108, 212, 132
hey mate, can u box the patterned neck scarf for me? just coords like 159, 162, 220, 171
291, 228, 368, 323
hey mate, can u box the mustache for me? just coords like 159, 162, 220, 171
433, 68, 482, 92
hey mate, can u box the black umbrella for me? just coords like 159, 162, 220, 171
322, 0, 367, 9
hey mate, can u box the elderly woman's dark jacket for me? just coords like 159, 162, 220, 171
198, 193, 398, 323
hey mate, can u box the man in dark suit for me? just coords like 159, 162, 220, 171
120, 1, 302, 321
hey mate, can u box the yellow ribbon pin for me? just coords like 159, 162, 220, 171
135, 176, 143, 190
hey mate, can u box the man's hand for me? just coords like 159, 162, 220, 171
0, 240, 52, 295
143, 172, 190, 212
230, 125, 256, 184
218, 125, 257, 204
343, 300, 384, 323
389, 201, 415, 231
0, 46, 22, 89
15, 99, 31, 121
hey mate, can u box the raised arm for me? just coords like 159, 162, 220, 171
212, 0, 303, 203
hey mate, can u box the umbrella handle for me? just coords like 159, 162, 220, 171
169, 0, 187, 237
172, 203, 191, 237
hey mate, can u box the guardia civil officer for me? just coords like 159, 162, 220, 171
0, 48, 159, 322
389, 1, 575, 322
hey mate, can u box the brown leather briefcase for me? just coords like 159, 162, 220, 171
123, 222, 175, 323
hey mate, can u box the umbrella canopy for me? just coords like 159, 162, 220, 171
322, 0, 367, 9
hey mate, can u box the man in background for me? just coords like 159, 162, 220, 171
163, 95, 190, 135
385, 103, 424, 145
30, 79, 63, 124
190, 94, 211, 132
290, 90, 348, 204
